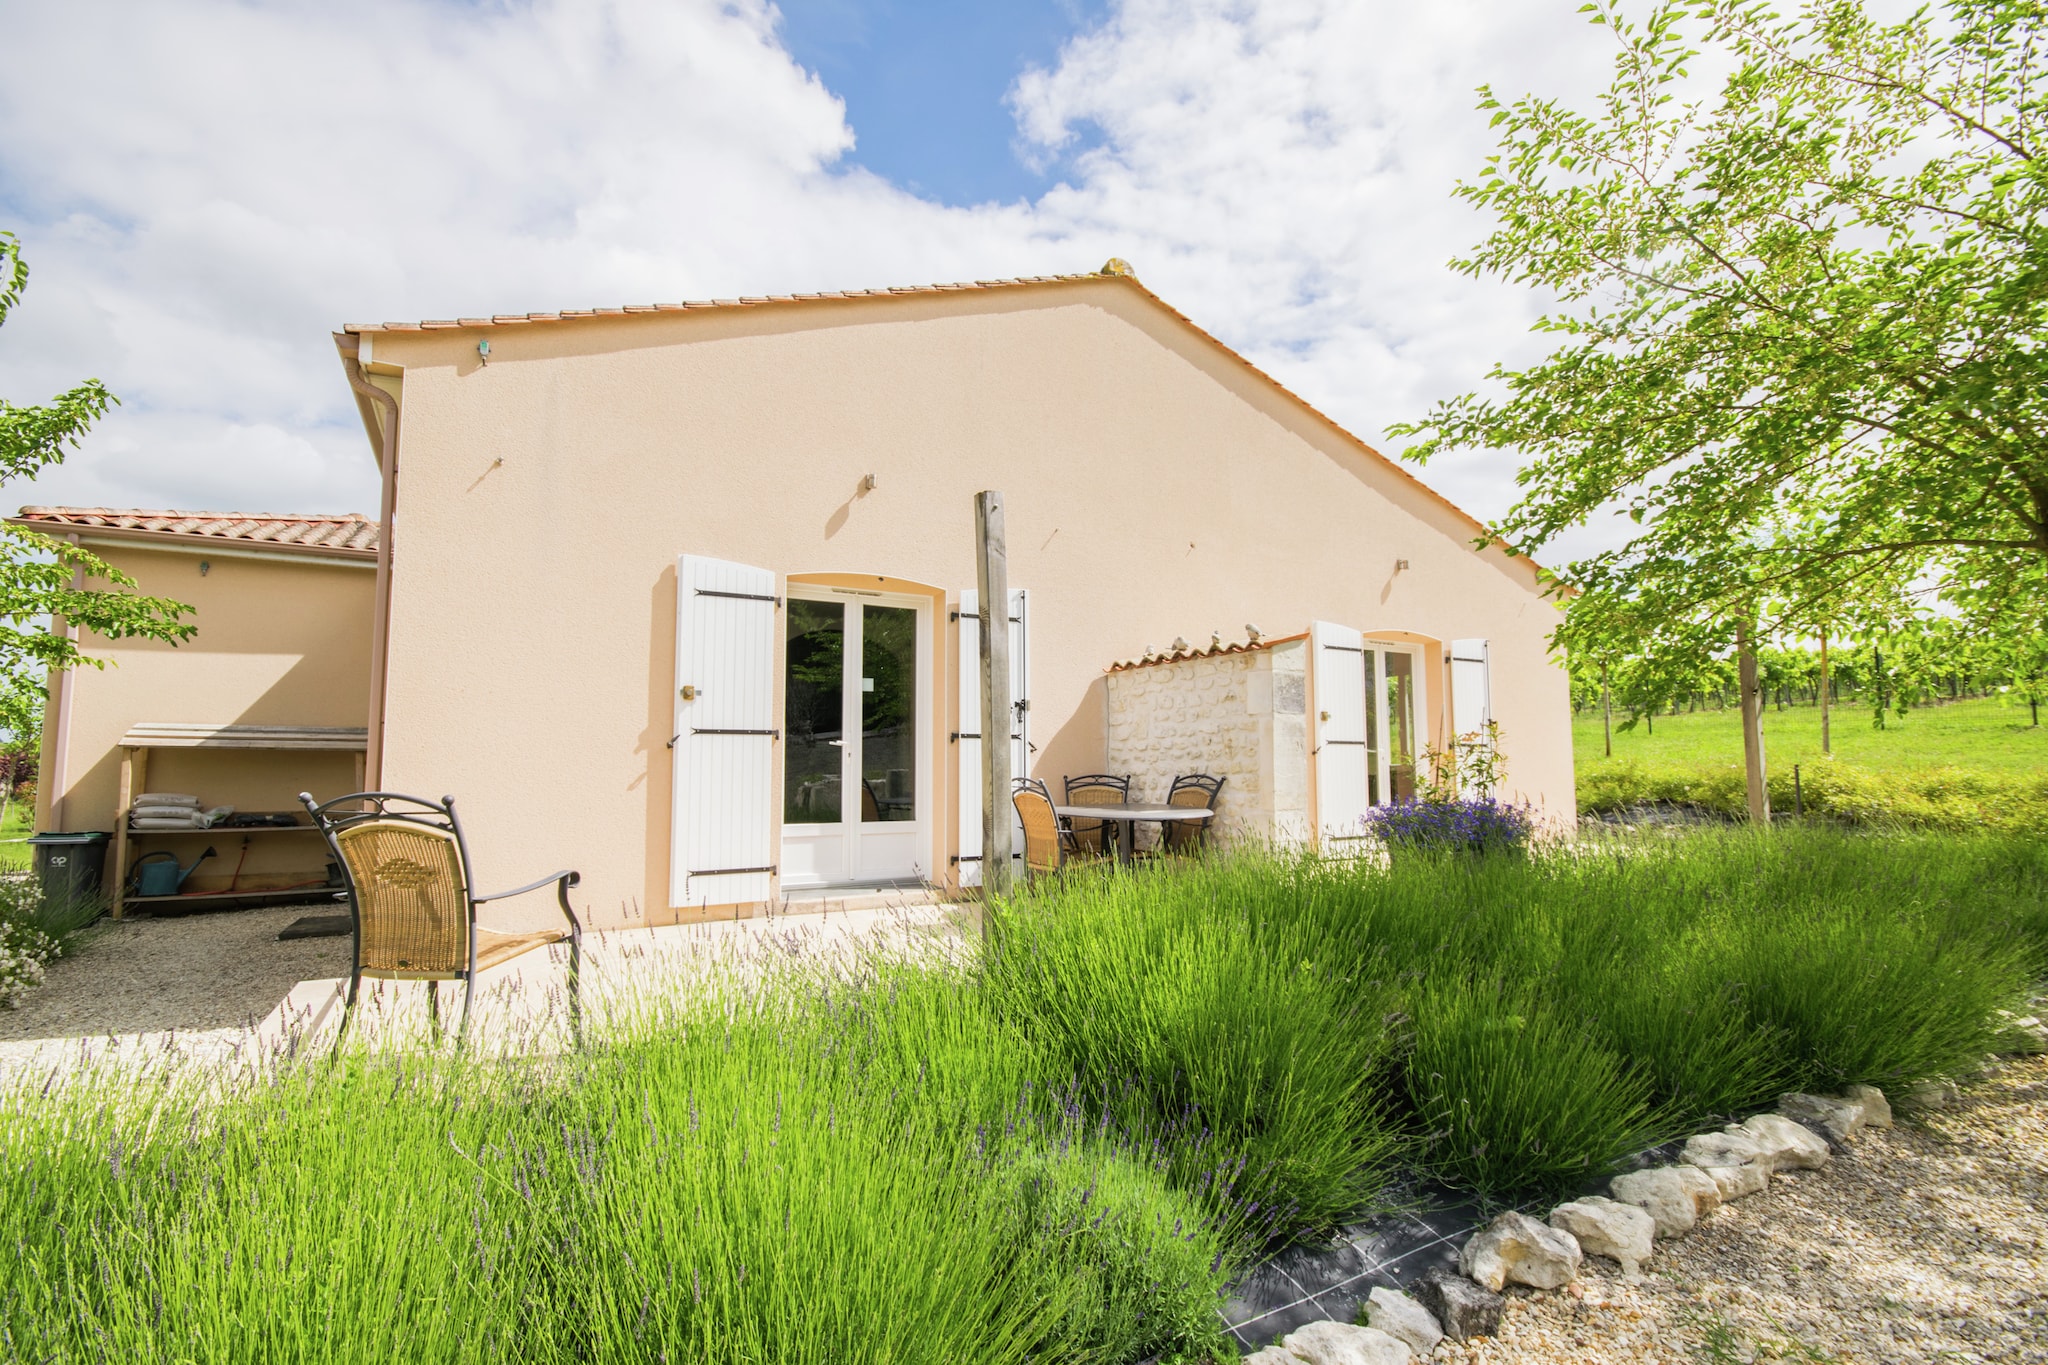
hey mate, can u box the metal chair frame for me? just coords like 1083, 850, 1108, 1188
299, 790, 584, 1050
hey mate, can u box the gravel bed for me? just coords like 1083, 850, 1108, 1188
1452, 1055, 2048, 1363
0, 906, 349, 1042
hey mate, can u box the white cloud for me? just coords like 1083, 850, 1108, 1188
0, 0, 1617, 549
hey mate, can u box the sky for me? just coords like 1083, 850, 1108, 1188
0, 0, 1620, 558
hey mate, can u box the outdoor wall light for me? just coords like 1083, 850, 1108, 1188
477, 338, 491, 366
199, 561, 210, 577
1395, 558, 1410, 571
861, 472, 877, 492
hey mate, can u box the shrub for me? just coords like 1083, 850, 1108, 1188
1405, 974, 1656, 1197
1365, 797, 1534, 855
984, 862, 1407, 1242
2, 960, 1237, 1365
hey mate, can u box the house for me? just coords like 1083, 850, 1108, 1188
29, 264, 1572, 927
19, 510, 376, 913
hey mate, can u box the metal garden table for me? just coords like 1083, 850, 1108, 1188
1052, 802, 1213, 867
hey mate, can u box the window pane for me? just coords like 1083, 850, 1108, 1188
785, 599, 844, 824
1385, 651, 1417, 803
860, 604, 916, 822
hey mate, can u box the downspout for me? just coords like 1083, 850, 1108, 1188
44, 534, 84, 829
343, 348, 400, 791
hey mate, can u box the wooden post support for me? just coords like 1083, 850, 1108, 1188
110, 746, 139, 918
975, 490, 1014, 897
1818, 627, 1832, 756
1736, 618, 1771, 825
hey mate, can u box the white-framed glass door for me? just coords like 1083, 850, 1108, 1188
1363, 640, 1427, 804
781, 586, 930, 888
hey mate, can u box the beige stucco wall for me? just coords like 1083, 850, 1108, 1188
39, 545, 374, 890
357, 276, 1573, 928
1103, 640, 1310, 851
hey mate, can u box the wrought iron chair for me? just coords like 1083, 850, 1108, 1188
1062, 773, 1132, 858
299, 791, 584, 1049
1160, 773, 1227, 855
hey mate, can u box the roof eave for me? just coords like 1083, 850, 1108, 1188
8, 518, 378, 565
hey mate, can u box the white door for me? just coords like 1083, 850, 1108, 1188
1366, 640, 1428, 803
1312, 621, 1372, 850
671, 555, 780, 908
780, 586, 931, 889
954, 588, 1028, 888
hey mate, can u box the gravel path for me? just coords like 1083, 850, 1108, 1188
1454, 1055, 2048, 1364
0, 906, 349, 1042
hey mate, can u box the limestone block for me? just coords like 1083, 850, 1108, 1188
1737, 1113, 1832, 1171
1365, 1286, 1444, 1355
1608, 1165, 1721, 1239
1458, 1209, 1582, 1291
1548, 1196, 1655, 1275
1278, 1320, 1412, 1365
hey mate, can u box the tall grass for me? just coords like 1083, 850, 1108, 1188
2, 829, 2040, 1360
1, 959, 1239, 1365
984, 860, 1407, 1240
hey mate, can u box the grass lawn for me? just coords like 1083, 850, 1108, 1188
5, 831, 2043, 1363
0, 801, 33, 872
1573, 695, 2048, 832
1573, 693, 2047, 776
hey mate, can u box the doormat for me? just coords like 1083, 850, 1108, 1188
277, 913, 351, 940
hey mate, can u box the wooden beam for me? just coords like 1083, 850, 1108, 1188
974, 491, 1014, 896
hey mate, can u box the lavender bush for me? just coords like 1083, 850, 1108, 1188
1365, 797, 1535, 855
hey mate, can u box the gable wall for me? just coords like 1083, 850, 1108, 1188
366, 279, 1571, 925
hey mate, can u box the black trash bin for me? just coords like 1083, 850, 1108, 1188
29, 831, 112, 904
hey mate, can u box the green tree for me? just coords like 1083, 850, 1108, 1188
1397, 0, 2048, 818
0, 231, 193, 735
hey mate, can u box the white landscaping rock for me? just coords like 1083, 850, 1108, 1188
1779, 1091, 1871, 1144
1737, 1112, 1833, 1171
1365, 1286, 1444, 1356
1902, 1077, 1960, 1112
1549, 1196, 1655, 1276
1608, 1165, 1722, 1239
1681, 1129, 1771, 1202
1844, 1083, 1892, 1128
1244, 1350, 1298, 1365
1278, 1319, 1413, 1365
1995, 1010, 2047, 1054
1458, 1209, 1583, 1292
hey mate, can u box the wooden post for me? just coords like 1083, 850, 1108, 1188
975, 491, 1014, 897
1600, 665, 1613, 759
1818, 628, 1832, 756
1736, 618, 1770, 825
110, 746, 141, 918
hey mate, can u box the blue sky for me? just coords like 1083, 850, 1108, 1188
775, 0, 1109, 205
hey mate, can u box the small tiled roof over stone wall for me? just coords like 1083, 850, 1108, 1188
13, 507, 379, 556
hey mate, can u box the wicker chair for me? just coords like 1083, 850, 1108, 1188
1012, 778, 1073, 880
1160, 774, 1227, 855
1062, 773, 1131, 857
300, 791, 584, 1048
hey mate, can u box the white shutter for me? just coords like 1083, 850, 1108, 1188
955, 589, 1028, 888
671, 555, 779, 907
1312, 621, 1371, 848
1451, 638, 1492, 740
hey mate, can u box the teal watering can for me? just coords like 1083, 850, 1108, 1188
133, 846, 216, 898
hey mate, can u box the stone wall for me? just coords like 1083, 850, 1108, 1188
1103, 639, 1309, 850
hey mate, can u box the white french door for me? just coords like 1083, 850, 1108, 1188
780, 586, 931, 888
1313, 622, 1429, 847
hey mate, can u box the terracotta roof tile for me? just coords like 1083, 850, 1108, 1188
1106, 630, 1311, 674
12, 507, 379, 555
